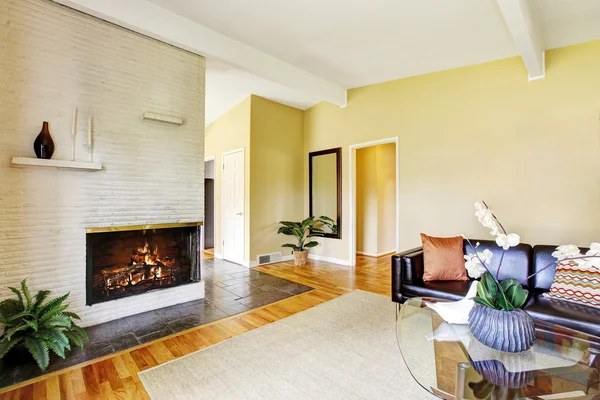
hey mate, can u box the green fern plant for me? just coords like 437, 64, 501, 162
277, 216, 337, 251
0, 279, 88, 371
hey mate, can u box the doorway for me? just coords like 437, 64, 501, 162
349, 138, 399, 266
204, 157, 215, 259
222, 148, 245, 265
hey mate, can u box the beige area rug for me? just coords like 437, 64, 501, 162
139, 290, 437, 399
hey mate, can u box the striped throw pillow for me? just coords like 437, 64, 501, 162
544, 261, 600, 308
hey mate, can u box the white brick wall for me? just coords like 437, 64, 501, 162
0, 0, 206, 326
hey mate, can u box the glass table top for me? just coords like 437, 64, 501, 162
397, 297, 600, 400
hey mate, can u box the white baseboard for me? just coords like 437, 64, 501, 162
356, 249, 397, 257
308, 254, 352, 266
214, 252, 223, 259
249, 254, 294, 268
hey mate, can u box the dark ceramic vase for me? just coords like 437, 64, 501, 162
468, 304, 536, 353
471, 359, 534, 388
33, 121, 55, 159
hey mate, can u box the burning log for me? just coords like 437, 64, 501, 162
99, 240, 180, 296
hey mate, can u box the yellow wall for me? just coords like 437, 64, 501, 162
206, 95, 304, 264
250, 95, 304, 261
305, 40, 600, 264
205, 97, 251, 260
376, 143, 397, 254
356, 146, 378, 254
356, 143, 396, 256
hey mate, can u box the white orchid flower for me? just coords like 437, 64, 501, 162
575, 258, 594, 268
552, 244, 581, 260
586, 242, 600, 257
575, 243, 600, 268
474, 202, 501, 237
464, 249, 493, 279
480, 249, 493, 264
495, 233, 520, 250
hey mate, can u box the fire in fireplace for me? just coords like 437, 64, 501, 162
86, 223, 201, 305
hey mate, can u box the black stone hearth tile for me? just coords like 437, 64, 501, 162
181, 299, 205, 308
237, 291, 291, 308
48, 340, 114, 373
269, 282, 314, 295
167, 311, 227, 334
255, 284, 280, 292
182, 303, 227, 319
110, 333, 141, 352
85, 317, 132, 344
212, 303, 252, 316
218, 276, 254, 287
221, 283, 266, 298
125, 310, 170, 338
204, 285, 241, 301
249, 274, 289, 286
136, 328, 174, 344
160, 303, 226, 326
154, 300, 210, 322
206, 298, 252, 316
0, 347, 39, 389
203, 278, 229, 289
227, 270, 253, 279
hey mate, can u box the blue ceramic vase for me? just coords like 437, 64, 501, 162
468, 304, 536, 353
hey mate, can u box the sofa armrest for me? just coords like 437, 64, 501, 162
391, 247, 423, 303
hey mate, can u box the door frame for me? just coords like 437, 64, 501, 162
221, 148, 245, 266
203, 155, 216, 251
348, 137, 400, 267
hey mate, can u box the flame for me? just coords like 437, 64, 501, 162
136, 241, 161, 265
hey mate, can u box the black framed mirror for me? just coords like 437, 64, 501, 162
309, 147, 342, 239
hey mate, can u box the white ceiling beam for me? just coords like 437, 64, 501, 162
52, 0, 347, 106
496, 0, 545, 80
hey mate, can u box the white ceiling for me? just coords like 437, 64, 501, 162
530, 0, 600, 49
205, 59, 322, 126
145, 0, 600, 124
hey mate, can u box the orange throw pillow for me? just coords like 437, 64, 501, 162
420, 233, 469, 282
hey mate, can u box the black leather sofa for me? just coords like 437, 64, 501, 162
392, 240, 600, 337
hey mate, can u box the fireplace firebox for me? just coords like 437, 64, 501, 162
86, 223, 202, 306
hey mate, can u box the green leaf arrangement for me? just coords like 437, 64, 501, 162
474, 272, 528, 311
0, 279, 88, 371
277, 216, 337, 251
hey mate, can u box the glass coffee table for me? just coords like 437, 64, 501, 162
397, 297, 600, 400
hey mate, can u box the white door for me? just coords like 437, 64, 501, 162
222, 149, 245, 265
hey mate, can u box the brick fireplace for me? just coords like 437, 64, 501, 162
86, 223, 202, 306
0, 0, 207, 327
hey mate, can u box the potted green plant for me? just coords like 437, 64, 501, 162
278, 216, 337, 266
0, 279, 88, 371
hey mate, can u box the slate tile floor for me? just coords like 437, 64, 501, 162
0, 258, 313, 389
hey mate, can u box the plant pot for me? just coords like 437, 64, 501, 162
470, 359, 533, 388
468, 304, 536, 353
293, 250, 308, 266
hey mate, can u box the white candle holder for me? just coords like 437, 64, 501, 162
85, 144, 94, 162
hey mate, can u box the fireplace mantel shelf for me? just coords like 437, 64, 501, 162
11, 157, 103, 171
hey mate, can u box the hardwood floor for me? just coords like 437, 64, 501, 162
202, 248, 215, 259
0, 255, 392, 400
